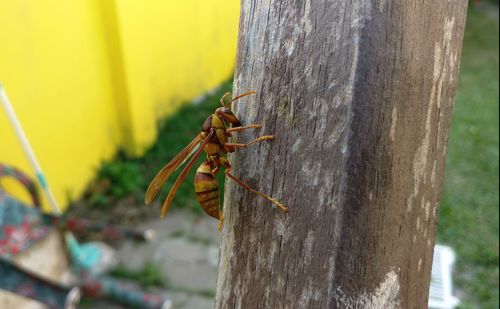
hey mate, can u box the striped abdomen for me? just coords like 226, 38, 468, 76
194, 162, 220, 219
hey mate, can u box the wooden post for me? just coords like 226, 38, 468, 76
216, 1, 468, 308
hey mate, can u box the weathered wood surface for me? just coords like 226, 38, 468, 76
216, 1, 468, 308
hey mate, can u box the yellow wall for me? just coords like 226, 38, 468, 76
0, 0, 240, 211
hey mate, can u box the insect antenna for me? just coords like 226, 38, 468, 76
228, 91, 257, 106
220, 92, 231, 107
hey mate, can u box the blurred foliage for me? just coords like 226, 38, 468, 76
437, 5, 499, 309
169, 228, 213, 245
110, 261, 216, 298
86, 157, 145, 208
109, 262, 167, 289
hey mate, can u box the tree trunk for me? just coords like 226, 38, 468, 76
216, 1, 468, 308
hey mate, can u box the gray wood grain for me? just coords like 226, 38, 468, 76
216, 1, 468, 308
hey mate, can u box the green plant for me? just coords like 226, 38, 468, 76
86, 155, 144, 207
109, 262, 167, 289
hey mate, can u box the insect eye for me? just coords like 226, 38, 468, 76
221, 108, 233, 115
216, 108, 235, 118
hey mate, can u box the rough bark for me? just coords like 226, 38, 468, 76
216, 1, 468, 308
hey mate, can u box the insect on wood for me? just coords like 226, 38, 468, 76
145, 92, 288, 229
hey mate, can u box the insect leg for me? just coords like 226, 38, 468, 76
217, 211, 224, 231
225, 135, 274, 149
207, 154, 228, 175
224, 166, 288, 213
226, 124, 262, 133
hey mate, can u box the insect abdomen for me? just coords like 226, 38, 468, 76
194, 162, 220, 219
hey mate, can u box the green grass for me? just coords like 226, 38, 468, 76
109, 262, 215, 298
437, 5, 499, 308
109, 262, 167, 289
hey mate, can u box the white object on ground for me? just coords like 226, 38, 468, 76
429, 244, 460, 309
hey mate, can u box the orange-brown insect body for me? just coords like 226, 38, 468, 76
201, 114, 226, 160
194, 161, 220, 219
193, 113, 235, 219
145, 91, 288, 229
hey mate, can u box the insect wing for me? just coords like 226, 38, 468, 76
160, 130, 214, 218
145, 135, 202, 204
176, 143, 201, 171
